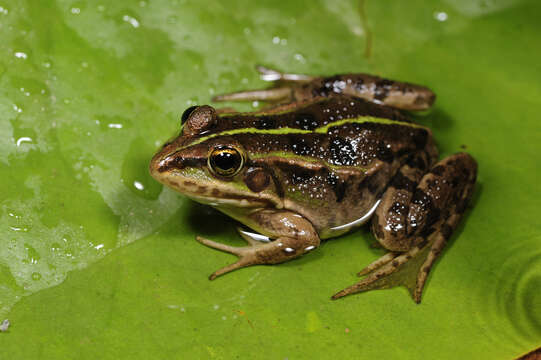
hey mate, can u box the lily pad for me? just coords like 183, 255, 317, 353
1, 0, 540, 358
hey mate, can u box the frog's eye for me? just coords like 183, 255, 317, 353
182, 105, 217, 136
181, 105, 198, 125
208, 146, 244, 177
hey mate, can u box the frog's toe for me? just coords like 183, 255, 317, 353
357, 252, 399, 276
332, 238, 440, 302
208, 255, 258, 280
196, 236, 242, 255
196, 236, 260, 280
331, 245, 422, 300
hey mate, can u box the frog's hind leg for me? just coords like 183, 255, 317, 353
333, 153, 477, 303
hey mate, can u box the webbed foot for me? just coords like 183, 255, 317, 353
332, 237, 442, 303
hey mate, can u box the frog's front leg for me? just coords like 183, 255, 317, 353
333, 153, 477, 303
197, 210, 320, 280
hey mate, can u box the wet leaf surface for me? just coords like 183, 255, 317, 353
0, 0, 540, 358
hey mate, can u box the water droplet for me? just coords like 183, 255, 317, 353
14, 52, 27, 59
123, 14, 140, 28
0, 5, 9, 15
293, 53, 306, 64
434, 11, 448, 22
16, 137, 32, 147
108, 123, 123, 129
0, 320, 10, 332
71, 7, 80, 14
133, 181, 144, 191
31, 272, 42, 281
25, 244, 41, 264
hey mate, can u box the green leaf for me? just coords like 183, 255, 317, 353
0, 0, 540, 358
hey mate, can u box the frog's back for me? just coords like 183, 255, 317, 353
220, 96, 435, 236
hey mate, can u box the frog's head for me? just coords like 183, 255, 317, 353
149, 105, 282, 209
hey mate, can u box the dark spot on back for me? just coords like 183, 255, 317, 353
406, 154, 427, 171
327, 172, 348, 203
391, 171, 417, 192
412, 189, 432, 208
376, 141, 394, 163
254, 116, 276, 130
294, 113, 319, 131
290, 135, 314, 156
390, 201, 409, 217
412, 129, 428, 149
425, 208, 441, 228
329, 137, 356, 166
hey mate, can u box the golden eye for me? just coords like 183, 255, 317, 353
208, 146, 244, 177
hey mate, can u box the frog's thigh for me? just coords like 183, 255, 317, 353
370, 151, 432, 251
334, 153, 477, 302
198, 210, 320, 280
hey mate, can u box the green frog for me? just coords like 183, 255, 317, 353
149, 67, 477, 303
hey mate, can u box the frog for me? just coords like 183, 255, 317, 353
149, 66, 477, 303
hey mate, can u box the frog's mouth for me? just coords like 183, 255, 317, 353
150, 159, 282, 210
166, 175, 281, 209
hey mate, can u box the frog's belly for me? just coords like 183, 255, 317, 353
283, 195, 382, 240
321, 199, 380, 238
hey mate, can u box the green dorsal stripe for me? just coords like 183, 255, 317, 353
174, 116, 425, 152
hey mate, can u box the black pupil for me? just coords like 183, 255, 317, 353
212, 149, 241, 174
181, 105, 198, 125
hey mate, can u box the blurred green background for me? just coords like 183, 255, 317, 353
1, 0, 540, 358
